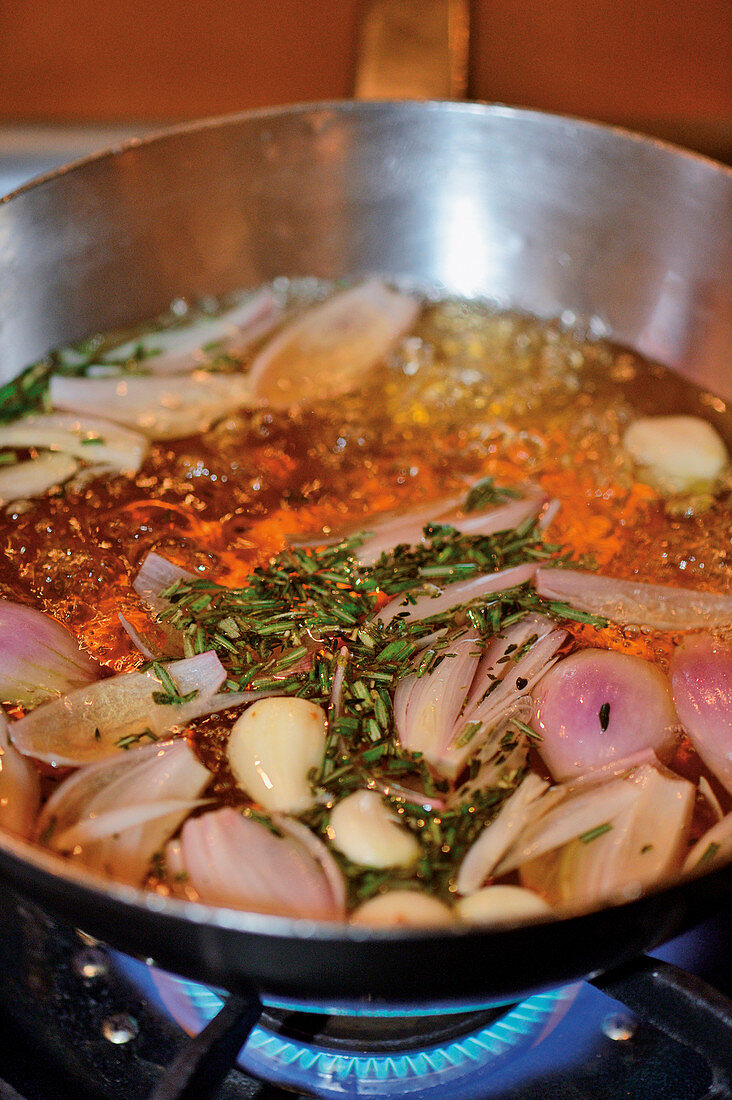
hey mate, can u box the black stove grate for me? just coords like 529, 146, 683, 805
0, 884, 730, 1100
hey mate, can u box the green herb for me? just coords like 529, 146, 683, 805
0, 452, 17, 466
640, 844, 653, 854
511, 717, 543, 742
116, 729, 160, 749
463, 476, 520, 512
579, 823, 613, 843
80, 434, 105, 446
697, 841, 720, 868
599, 702, 611, 732
150, 661, 200, 706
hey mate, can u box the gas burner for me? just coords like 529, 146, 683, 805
127, 956, 575, 1098
0, 884, 730, 1100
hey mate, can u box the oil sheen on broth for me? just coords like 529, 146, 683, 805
0, 282, 729, 925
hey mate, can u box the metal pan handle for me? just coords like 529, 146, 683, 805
355, 0, 469, 101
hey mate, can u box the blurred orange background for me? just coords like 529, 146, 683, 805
1, 0, 730, 158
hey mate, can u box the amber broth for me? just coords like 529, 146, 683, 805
1, 293, 728, 679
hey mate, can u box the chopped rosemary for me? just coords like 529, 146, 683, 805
463, 476, 520, 512
579, 823, 613, 843
697, 841, 720, 868
116, 729, 160, 749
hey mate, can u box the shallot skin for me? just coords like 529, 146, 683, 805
531, 649, 678, 781
671, 634, 732, 795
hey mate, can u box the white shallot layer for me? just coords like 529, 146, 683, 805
102, 288, 281, 373
393, 631, 482, 770
350, 890, 454, 928
531, 648, 678, 781
0, 412, 148, 475
49, 370, 256, 441
395, 613, 566, 778
0, 709, 40, 838
449, 707, 532, 808
327, 789, 421, 869
0, 598, 99, 705
227, 696, 326, 814
172, 807, 345, 920
247, 280, 420, 408
535, 567, 732, 631
455, 774, 551, 895
376, 561, 539, 627
670, 634, 732, 795
494, 776, 641, 877
520, 765, 695, 909
684, 813, 732, 875
133, 551, 197, 611
131, 551, 199, 656
10, 651, 227, 766
355, 483, 548, 567
0, 451, 79, 504
36, 737, 212, 885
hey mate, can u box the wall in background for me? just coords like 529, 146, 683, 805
1, 0, 729, 155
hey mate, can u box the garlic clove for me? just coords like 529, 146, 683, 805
622, 415, 728, 494
328, 789, 420, 868
454, 885, 552, 925
227, 696, 326, 813
350, 889, 454, 928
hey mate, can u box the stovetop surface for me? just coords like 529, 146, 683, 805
0, 885, 729, 1100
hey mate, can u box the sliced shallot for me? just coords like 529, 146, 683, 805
49, 370, 256, 441
0, 598, 99, 705
132, 551, 199, 656
173, 807, 344, 919
355, 483, 547, 567
0, 412, 148, 475
494, 776, 641, 876
520, 765, 695, 908
376, 561, 538, 626
670, 634, 732, 795
0, 708, 40, 838
10, 651, 227, 766
247, 280, 419, 408
455, 773, 550, 895
395, 614, 565, 778
394, 631, 482, 769
531, 648, 678, 781
535, 567, 732, 631
0, 451, 78, 504
37, 737, 211, 885
683, 812, 732, 875
103, 288, 281, 372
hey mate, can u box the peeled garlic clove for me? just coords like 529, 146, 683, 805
622, 415, 728, 494
227, 696, 326, 813
455, 885, 552, 925
328, 789, 420, 868
350, 890, 454, 928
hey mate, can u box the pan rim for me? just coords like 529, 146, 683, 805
1, 98, 730, 211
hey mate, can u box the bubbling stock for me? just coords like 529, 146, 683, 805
0, 282, 730, 923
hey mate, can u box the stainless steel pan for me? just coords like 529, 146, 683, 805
0, 101, 730, 1009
